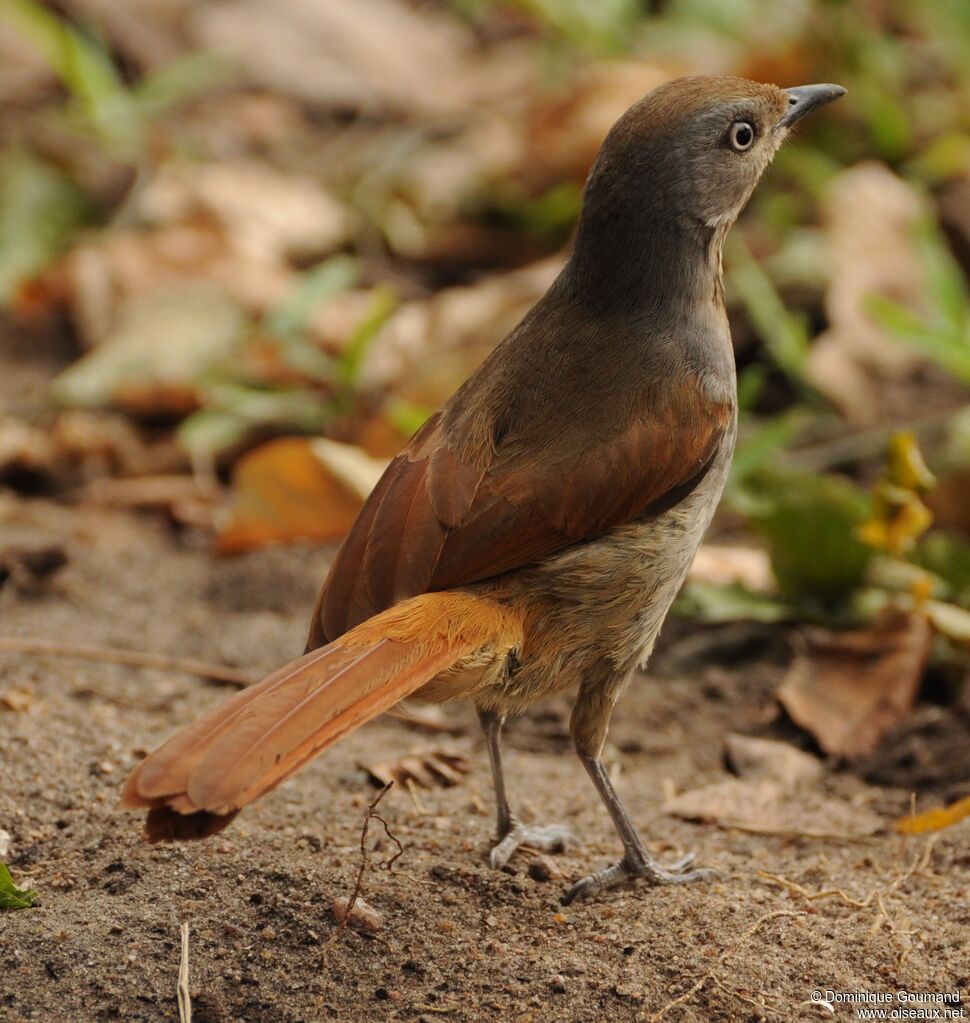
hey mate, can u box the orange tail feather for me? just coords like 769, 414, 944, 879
120, 591, 521, 841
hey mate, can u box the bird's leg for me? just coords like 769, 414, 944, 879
478, 708, 579, 869
561, 681, 715, 905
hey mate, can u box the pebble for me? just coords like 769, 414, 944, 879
331, 895, 384, 932
527, 855, 560, 882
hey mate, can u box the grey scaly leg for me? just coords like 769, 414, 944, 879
561, 751, 714, 904
478, 708, 579, 869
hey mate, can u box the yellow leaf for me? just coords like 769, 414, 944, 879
895, 795, 970, 834
887, 431, 936, 493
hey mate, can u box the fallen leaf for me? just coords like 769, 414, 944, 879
777, 612, 933, 759
309, 438, 387, 501
52, 283, 247, 414
364, 749, 471, 790
0, 418, 58, 480
688, 545, 774, 591
360, 256, 562, 395
725, 734, 824, 787
0, 862, 37, 910
79, 474, 217, 529
807, 164, 933, 426
895, 795, 970, 835
140, 160, 353, 266
923, 599, 970, 649
664, 779, 881, 838
216, 437, 365, 552
191, 0, 484, 118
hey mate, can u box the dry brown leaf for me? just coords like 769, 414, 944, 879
191, 0, 482, 118
0, 418, 58, 478
523, 62, 674, 191
664, 778, 881, 837
689, 545, 774, 591
363, 749, 471, 790
216, 437, 365, 552
725, 734, 824, 786
361, 256, 562, 395
807, 163, 931, 426
52, 283, 246, 414
140, 160, 352, 266
61, 225, 297, 347
777, 612, 932, 759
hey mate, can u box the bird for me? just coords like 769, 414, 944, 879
121, 76, 845, 904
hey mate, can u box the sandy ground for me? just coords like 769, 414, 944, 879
1, 491, 968, 1023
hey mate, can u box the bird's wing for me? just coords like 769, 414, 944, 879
310, 371, 732, 645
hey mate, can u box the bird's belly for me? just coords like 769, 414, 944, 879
483, 439, 733, 708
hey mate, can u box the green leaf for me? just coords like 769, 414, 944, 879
726, 410, 805, 507
867, 295, 970, 383
267, 255, 359, 343
673, 580, 794, 624
912, 218, 968, 332
3, 0, 141, 157
133, 51, 232, 120
744, 470, 873, 606
0, 149, 91, 305
0, 862, 37, 911
335, 284, 397, 390
725, 235, 811, 387
914, 532, 970, 607
384, 398, 432, 438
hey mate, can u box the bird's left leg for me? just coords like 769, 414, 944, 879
478, 707, 579, 869
561, 676, 715, 904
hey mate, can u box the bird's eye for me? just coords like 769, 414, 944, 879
728, 121, 755, 152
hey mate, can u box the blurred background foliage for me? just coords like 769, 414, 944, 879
5, 0, 970, 657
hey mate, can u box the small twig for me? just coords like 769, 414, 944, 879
647, 910, 802, 1022
177, 921, 192, 1023
758, 835, 939, 911
332, 782, 403, 941
0, 637, 254, 686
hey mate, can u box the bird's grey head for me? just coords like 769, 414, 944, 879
568, 75, 845, 309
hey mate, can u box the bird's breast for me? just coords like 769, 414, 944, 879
479, 424, 736, 708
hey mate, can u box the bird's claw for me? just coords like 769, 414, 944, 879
561, 851, 716, 905
489, 819, 580, 870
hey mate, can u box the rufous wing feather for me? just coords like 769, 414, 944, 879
121, 592, 523, 841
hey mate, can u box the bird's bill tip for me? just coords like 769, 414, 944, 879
780, 83, 846, 127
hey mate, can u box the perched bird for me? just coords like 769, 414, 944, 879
122, 76, 844, 903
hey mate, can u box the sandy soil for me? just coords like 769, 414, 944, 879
1, 490, 968, 1023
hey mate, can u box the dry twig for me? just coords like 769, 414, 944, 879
646, 910, 803, 1022
331, 782, 403, 941
177, 921, 192, 1023
0, 636, 254, 685
758, 836, 939, 911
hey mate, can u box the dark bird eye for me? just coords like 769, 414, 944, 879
728, 121, 755, 152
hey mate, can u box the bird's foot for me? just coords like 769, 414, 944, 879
561, 850, 715, 905
489, 818, 580, 870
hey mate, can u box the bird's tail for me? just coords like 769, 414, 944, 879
120, 591, 521, 841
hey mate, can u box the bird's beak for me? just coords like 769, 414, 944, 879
779, 83, 846, 128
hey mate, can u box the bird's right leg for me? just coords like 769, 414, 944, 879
478, 707, 579, 869
561, 677, 714, 904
